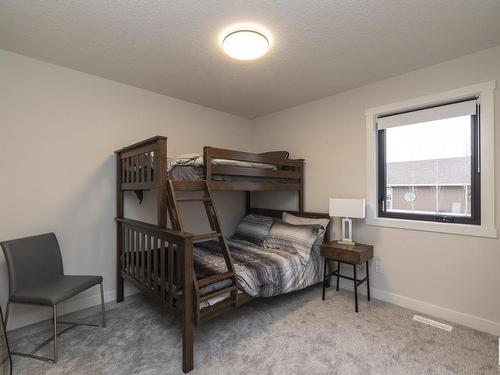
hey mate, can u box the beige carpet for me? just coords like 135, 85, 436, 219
7, 285, 498, 374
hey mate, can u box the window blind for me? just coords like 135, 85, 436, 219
377, 99, 477, 130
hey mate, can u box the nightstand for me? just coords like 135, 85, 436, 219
321, 241, 374, 312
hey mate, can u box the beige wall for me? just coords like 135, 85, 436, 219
0, 50, 253, 330
253, 46, 500, 334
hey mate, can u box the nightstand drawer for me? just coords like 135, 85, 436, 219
321, 242, 373, 264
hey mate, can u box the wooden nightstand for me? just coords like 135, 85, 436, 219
321, 241, 374, 312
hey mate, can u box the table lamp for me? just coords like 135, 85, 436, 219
329, 198, 366, 246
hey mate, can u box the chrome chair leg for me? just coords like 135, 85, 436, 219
53, 305, 58, 363
100, 283, 106, 327
4, 301, 10, 327
8, 284, 105, 363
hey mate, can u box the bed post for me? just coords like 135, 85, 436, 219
203, 146, 212, 181
298, 159, 304, 212
182, 235, 194, 373
116, 155, 125, 303
157, 138, 168, 228
246, 191, 252, 214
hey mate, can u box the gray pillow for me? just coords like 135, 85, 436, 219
282, 212, 330, 250
263, 221, 318, 264
232, 214, 274, 245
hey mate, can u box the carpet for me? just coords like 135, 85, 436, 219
7, 285, 498, 374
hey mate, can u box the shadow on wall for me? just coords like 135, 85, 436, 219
0, 155, 115, 330
252, 191, 299, 212
124, 190, 246, 236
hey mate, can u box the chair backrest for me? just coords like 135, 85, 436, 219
0, 233, 64, 295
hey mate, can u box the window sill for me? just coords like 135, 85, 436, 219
366, 216, 498, 238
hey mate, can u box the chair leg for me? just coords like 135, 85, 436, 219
10, 293, 104, 364
99, 283, 106, 327
4, 301, 10, 327
53, 305, 58, 363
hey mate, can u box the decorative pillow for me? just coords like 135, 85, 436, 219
259, 151, 290, 159
232, 214, 274, 245
282, 212, 330, 250
263, 222, 318, 264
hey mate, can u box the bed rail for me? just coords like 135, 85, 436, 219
115, 217, 194, 372
204, 146, 303, 181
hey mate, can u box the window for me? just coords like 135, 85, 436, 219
365, 81, 496, 238
377, 99, 480, 224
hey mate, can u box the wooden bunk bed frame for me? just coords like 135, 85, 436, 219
114, 136, 328, 373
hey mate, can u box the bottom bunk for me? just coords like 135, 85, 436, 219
115, 209, 330, 372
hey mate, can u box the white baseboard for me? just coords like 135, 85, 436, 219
6, 286, 139, 331
339, 281, 500, 336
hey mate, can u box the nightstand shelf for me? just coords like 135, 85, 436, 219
321, 241, 374, 312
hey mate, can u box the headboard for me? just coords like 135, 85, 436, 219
248, 208, 331, 242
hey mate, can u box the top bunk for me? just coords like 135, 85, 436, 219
114, 136, 303, 192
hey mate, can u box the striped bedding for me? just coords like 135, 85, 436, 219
194, 238, 323, 298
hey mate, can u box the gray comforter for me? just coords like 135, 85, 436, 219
194, 238, 323, 298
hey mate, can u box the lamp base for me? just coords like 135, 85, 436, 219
340, 217, 355, 246
338, 239, 356, 246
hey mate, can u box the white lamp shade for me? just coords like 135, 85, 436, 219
329, 198, 366, 218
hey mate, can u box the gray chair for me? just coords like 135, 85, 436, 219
1, 233, 105, 363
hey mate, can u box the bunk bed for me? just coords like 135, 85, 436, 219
114, 136, 329, 373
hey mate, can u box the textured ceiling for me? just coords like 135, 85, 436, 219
1, 1, 500, 119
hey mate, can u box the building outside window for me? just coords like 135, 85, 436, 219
386, 157, 472, 217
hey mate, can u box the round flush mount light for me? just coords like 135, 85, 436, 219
222, 29, 270, 60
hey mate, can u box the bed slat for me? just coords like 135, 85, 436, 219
168, 243, 174, 305
160, 240, 166, 300
153, 238, 159, 294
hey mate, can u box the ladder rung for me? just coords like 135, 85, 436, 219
176, 197, 211, 202
197, 271, 234, 288
199, 285, 237, 302
193, 232, 222, 242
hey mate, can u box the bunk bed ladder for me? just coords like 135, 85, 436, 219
166, 181, 238, 324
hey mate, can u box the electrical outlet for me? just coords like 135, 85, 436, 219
375, 260, 384, 273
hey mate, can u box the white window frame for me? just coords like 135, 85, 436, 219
365, 81, 497, 238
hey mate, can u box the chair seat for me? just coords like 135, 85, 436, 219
11, 275, 103, 306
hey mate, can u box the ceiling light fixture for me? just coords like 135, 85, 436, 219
222, 29, 270, 60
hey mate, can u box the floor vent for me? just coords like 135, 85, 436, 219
413, 315, 453, 332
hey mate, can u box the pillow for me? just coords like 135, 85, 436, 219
263, 222, 318, 264
259, 151, 290, 159
232, 214, 274, 245
282, 212, 330, 250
